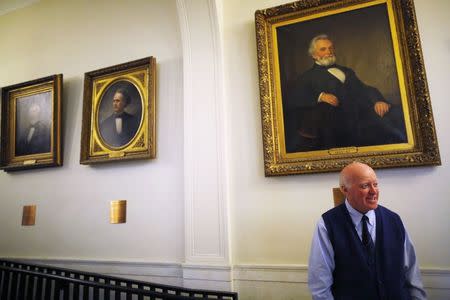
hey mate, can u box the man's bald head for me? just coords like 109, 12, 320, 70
339, 162, 379, 213
339, 162, 374, 188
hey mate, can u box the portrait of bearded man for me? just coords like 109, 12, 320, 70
285, 34, 406, 152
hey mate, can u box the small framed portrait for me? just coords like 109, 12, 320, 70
0, 74, 63, 171
80, 57, 156, 164
255, 0, 440, 176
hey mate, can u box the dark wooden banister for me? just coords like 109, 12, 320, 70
0, 259, 238, 300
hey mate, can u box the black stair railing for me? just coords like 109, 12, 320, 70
0, 259, 238, 300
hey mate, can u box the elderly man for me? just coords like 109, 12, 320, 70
99, 88, 140, 147
16, 102, 51, 156
308, 162, 426, 299
287, 34, 406, 152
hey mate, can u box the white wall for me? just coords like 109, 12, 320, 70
1, 0, 449, 299
0, 0, 184, 262
223, 0, 450, 298
224, 0, 450, 268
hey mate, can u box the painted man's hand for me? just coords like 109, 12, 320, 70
319, 93, 339, 107
374, 101, 391, 117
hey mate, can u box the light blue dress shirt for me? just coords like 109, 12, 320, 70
308, 200, 427, 300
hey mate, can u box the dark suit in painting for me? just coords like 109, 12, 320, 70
15, 121, 51, 156
99, 111, 140, 147
286, 63, 406, 152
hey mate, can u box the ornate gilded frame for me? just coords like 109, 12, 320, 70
80, 57, 156, 164
255, 0, 440, 176
1, 74, 63, 171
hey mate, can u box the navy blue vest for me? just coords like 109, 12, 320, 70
322, 204, 411, 300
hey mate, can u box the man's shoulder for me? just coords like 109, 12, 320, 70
296, 64, 330, 82
34, 121, 50, 133
376, 204, 403, 223
121, 111, 136, 120
376, 204, 399, 215
322, 203, 346, 219
298, 64, 319, 76
334, 64, 355, 74
101, 114, 115, 124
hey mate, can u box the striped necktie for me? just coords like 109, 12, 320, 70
361, 215, 372, 247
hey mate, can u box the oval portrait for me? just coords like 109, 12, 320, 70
97, 80, 143, 148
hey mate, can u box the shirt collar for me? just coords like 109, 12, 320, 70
345, 199, 375, 226
314, 62, 337, 69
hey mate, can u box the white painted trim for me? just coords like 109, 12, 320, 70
233, 264, 450, 289
233, 263, 450, 299
12, 259, 449, 290
7, 257, 181, 277
5, 259, 449, 296
234, 264, 308, 283
182, 263, 233, 291
183, 264, 232, 282
176, 0, 195, 264
176, 0, 230, 265
421, 268, 450, 289
208, 0, 231, 268
4, 258, 234, 291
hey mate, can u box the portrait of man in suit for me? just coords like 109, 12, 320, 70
15, 93, 52, 156
286, 34, 406, 152
276, 4, 408, 153
98, 84, 142, 148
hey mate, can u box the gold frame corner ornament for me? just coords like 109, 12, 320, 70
255, 0, 440, 176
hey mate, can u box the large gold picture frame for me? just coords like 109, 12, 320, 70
255, 0, 440, 176
80, 57, 156, 164
1, 74, 63, 171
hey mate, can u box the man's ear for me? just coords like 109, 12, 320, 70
340, 185, 347, 195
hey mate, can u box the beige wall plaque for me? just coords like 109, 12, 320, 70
110, 200, 126, 224
22, 205, 36, 226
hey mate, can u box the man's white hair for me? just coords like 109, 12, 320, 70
339, 170, 350, 189
308, 34, 332, 57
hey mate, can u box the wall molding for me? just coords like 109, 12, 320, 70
6, 259, 449, 297
176, 0, 230, 266
6, 258, 232, 291
234, 264, 450, 299
234, 264, 308, 284
233, 264, 450, 287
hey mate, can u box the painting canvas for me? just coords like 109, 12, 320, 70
80, 57, 156, 164
15, 91, 52, 156
278, 4, 407, 153
255, 0, 440, 176
0, 74, 63, 171
97, 80, 143, 148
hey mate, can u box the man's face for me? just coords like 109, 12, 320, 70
28, 104, 41, 125
312, 39, 336, 66
341, 165, 379, 214
113, 92, 126, 113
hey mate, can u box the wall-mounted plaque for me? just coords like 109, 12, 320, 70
110, 200, 127, 224
22, 205, 36, 226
